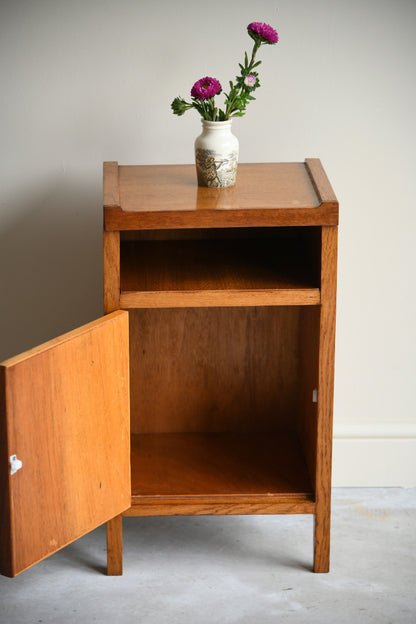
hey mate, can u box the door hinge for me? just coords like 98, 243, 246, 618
10, 455, 23, 475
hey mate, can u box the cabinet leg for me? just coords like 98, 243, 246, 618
313, 508, 330, 573
106, 515, 123, 575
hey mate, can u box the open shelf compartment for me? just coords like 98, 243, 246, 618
120, 227, 321, 308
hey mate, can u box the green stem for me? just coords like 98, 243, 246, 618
210, 98, 216, 121
224, 41, 261, 119
248, 41, 261, 69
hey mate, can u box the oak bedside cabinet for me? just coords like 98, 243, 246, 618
1, 160, 338, 577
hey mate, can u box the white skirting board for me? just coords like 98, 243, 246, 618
332, 424, 416, 487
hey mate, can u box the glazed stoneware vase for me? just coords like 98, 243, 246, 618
194, 120, 239, 187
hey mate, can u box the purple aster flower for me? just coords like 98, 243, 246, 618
247, 22, 278, 44
191, 77, 222, 100
244, 74, 257, 88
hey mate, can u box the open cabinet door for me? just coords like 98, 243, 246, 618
0, 311, 130, 577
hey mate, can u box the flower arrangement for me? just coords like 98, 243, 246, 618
171, 22, 278, 121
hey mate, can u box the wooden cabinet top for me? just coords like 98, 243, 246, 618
103, 160, 338, 230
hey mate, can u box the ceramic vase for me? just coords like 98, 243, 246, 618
194, 120, 239, 187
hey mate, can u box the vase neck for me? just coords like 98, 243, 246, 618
201, 119, 232, 131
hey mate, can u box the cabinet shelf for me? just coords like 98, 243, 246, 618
120, 230, 321, 308
129, 432, 314, 509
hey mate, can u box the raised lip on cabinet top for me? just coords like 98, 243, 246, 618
103, 160, 338, 231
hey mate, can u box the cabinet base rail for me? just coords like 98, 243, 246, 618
106, 504, 330, 576
124, 499, 315, 516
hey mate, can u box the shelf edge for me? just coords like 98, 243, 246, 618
124, 499, 316, 516
120, 289, 321, 308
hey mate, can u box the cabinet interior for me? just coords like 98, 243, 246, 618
121, 227, 322, 503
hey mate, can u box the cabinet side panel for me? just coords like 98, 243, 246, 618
297, 306, 320, 491
314, 225, 338, 572
129, 307, 301, 433
316, 227, 337, 495
296, 226, 322, 487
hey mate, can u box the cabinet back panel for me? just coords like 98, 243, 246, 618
129, 307, 301, 433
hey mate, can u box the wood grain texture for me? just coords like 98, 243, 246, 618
314, 226, 338, 573
106, 515, 123, 576
120, 290, 319, 308
0, 311, 130, 577
103, 162, 339, 231
105, 205, 339, 230
103, 161, 120, 207
124, 500, 315, 516
129, 432, 314, 501
103, 230, 120, 313
118, 163, 319, 211
128, 307, 302, 434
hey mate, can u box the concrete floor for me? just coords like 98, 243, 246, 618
0, 488, 415, 624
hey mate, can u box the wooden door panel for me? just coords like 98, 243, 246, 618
0, 311, 130, 577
